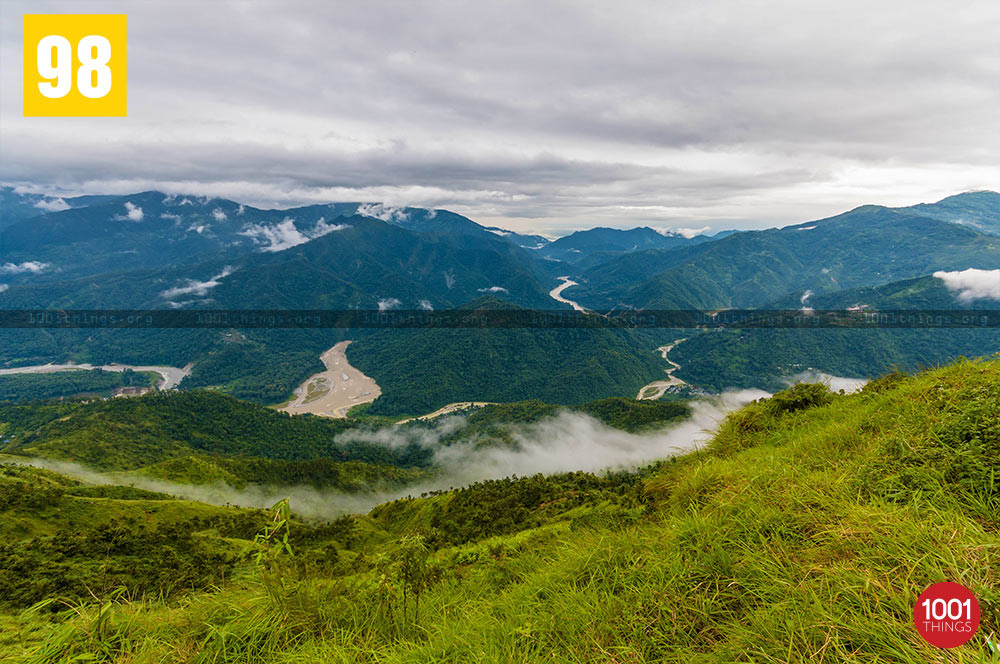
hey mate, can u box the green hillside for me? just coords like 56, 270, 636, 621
0, 369, 156, 403
0, 391, 432, 476
670, 328, 1000, 391
348, 322, 681, 415
576, 202, 1000, 309
2, 357, 997, 662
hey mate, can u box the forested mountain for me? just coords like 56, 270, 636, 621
573, 199, 1000, 309
767, 272, 1000, 310
347, 297, 681, 415
899, 189, 1000, 235
0, 186, 117, 230
2, 189, 997, 408
538, 225, 714, 264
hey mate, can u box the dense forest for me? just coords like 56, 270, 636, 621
0, 369, 155, 403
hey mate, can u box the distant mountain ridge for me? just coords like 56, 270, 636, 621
572, 195, 1000, 310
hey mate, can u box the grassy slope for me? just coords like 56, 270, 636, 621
3, 358, 999, 662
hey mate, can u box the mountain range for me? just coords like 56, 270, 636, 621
1, 186, 998, 408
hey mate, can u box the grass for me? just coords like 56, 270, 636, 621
2, 358, 999, 662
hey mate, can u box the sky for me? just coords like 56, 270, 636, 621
1, 0, 998, 236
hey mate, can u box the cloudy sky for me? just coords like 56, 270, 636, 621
1, 1, 998, 235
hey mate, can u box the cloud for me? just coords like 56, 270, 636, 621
418, 299, 434, 311
113, 201, 144, 221
211, 207, 227, 221
933, 268, 1000, 302
160, 266, 234, 300
331, 388, 770, 508
1, 2, 998, 234
0, 261, 49, 274
33, 197, 69, 212
239, 217, 349, 252
477, 286, 509, 294
0, 284, 7, 293
784, 371, 867, 393
356, 203, 409, 223
378, 297, 402, 311
674, 226, 711, 238
799, 289, 814, 313
2, 387, 779, 518
160, 212, 182, 221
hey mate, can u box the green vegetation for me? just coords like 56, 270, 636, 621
0, 369, 156, 403
1, 357, 997, 661
577, 203, 1000, 309
432, 397, 690, 446
0, 390, 430, 471
349, 302, 681, 415
671, 328, 1000, 391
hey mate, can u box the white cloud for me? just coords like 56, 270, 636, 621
160, 266, 234, 300
113, 201, 144, 221
160, 212, 182, 221
0, 284, 8, 293
933, 268, 1000, 302
33, 197, 69, 212
0, 261, 49, 274
239, 217, 349, 252
211, 207, 227, 221
674, 226, 711, 238
378, 297, 402, 311
188, 224, 205, 234
797, 225, 817, 231
236, 204, 245, 215
486, 228, 512, 237
357, 203, 409, 223
477, 286, 509, 294
418, 299, 434, 311
799, 289, 814, 313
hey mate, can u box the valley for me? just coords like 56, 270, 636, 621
636, 339, 688, 400
548, 275, 589, 312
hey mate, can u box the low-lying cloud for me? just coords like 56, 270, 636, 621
0, 261, 49, 274
33, 197, 69, 212
4, 389, 766, 520
113, 201, 144, 222
784, 371, 867, 393
378, 297, 402, 311
933, 268, 1000, 303
160, 266, 234, 300
240, 217, 349, 252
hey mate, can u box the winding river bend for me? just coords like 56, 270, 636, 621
548, 276, 590, 312
636, 339, 688, 400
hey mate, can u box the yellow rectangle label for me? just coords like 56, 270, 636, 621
23, 14, 127, 117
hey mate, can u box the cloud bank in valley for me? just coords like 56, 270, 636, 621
4, 389, 767, 519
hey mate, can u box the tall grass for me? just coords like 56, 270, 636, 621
5, 358, 1000, 663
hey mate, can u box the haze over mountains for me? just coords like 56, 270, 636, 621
1, 187, 998, 409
